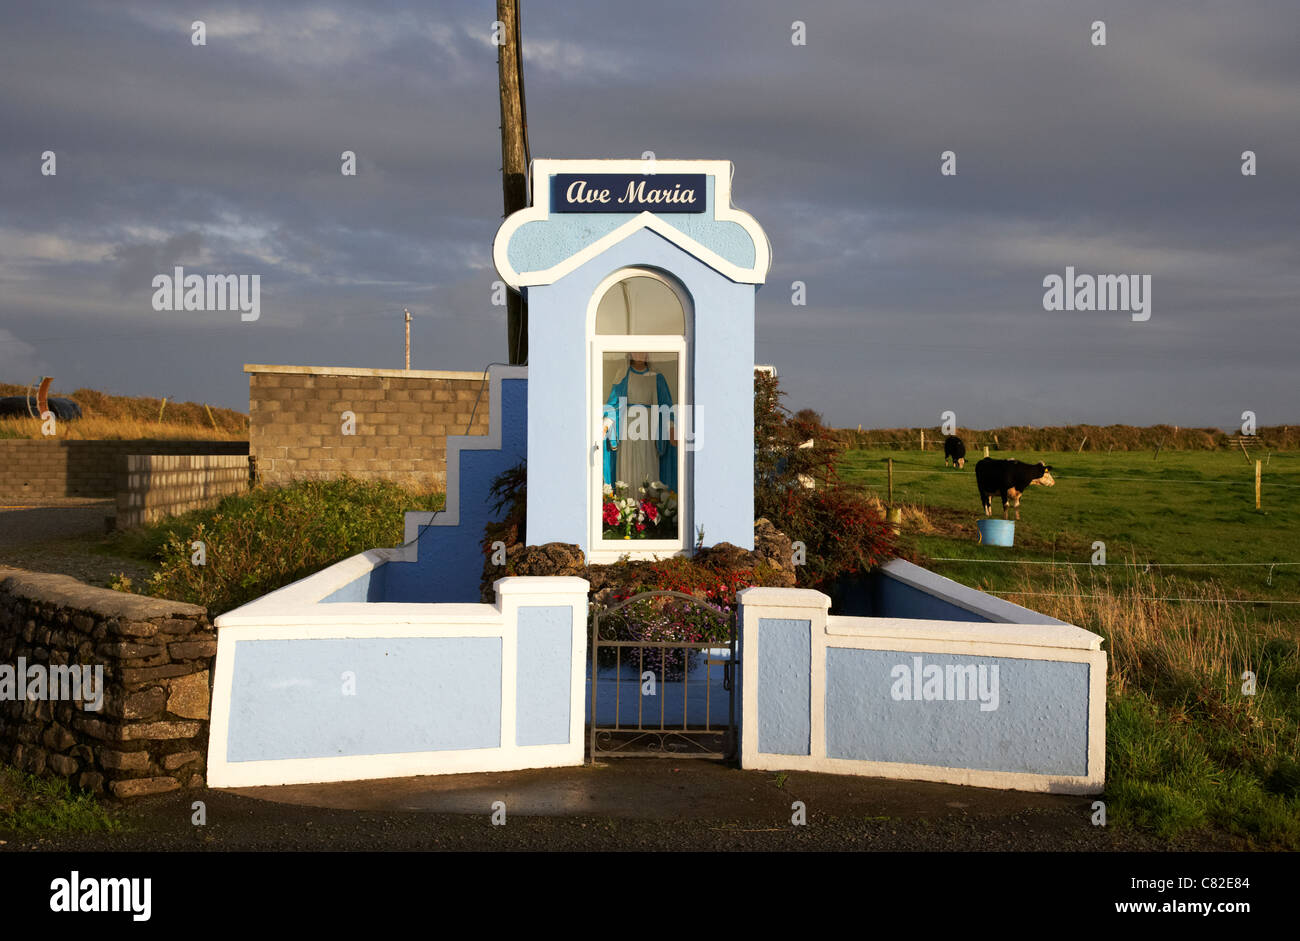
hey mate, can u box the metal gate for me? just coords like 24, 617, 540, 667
588, 590, 737, 760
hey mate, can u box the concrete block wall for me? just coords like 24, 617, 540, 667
0, 439, 249, 501
0, 567, 215, 798
246, 365, 489, 488
115, 454, 251, 529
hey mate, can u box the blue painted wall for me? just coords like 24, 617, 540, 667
225, 637, 502, 762
756, 618, 810, 756
873, 576, 990, 623
515, 605, 573, 746
382, 374, 528, 603
824, 648, 1089, 776
525, 227, 756, 553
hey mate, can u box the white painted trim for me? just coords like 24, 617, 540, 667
244, 364, 485, 380
493, 159, 771, 288
207, 576, 590, 788
740, 752, 1104, 796
880, 558, 1071, 625
826, 614, 1103, 651
401, 363, 528, 550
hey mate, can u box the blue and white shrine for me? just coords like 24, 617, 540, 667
495, 158, 771, 562
206, 158, 1105, 797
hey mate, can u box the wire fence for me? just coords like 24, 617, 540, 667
927, 557, 1300, 568
844, 466, 1300, 489
987, 590, 1300, 606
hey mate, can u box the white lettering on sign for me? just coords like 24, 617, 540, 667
620, 180, 697, 205
563, 179, 698, 208
565, 180, 611, 204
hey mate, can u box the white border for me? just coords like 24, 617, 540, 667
207, 576, 589, 788
492, 159, 772, 288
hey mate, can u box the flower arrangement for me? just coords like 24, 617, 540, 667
601, 480, 677, 540
596, 593, 731, 677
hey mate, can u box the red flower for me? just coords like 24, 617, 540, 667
603, 501, 620, 525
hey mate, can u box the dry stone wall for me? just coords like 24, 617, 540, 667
0, 567, 214, 798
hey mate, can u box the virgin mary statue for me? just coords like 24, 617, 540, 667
602, 353, 676, 493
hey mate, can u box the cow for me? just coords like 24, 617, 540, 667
943, 435, 966, 469
975, 458, 1055, 519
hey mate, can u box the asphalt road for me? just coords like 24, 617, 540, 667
5, 760, 1243, 852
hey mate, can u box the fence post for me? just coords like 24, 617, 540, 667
1256, 460, 1262, 510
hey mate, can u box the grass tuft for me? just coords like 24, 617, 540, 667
0, 765, 121, 834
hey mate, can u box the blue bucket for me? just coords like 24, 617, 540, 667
977, 518, 1016, 547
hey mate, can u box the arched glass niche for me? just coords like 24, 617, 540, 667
594, 276, 686, 335
590, 271, 689, 557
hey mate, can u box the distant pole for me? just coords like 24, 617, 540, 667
404, 308, 412, 370
1256, 460, 1262, 509
983, 445, 989, 457
1077, 436, 1087, 453
920, 430, 926, 451
887, 458, 894, 505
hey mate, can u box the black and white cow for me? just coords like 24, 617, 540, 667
975, 458, 1055, 520
943, 435, 966, 469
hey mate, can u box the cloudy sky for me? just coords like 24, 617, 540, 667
1, 0, 1296, 429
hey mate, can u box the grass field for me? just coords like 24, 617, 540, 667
840, 445, 1300, 847
0, 381, 247, 440
840, 447, 1300, 620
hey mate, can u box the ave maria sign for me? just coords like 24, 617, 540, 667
551, 173, 706, 213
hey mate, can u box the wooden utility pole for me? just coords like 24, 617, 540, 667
497, 0, 530, 364
404, 308, 412, 370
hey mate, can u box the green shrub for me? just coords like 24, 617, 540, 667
113, 476, 443, 616
755, 371, 897, 588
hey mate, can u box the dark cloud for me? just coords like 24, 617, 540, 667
0, 0, 1296, 427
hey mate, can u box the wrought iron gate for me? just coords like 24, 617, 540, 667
588, 590, 737, 760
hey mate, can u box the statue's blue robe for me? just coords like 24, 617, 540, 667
602, 369, 677, 490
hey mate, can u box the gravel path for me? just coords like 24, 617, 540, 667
0, 500, 153, 587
